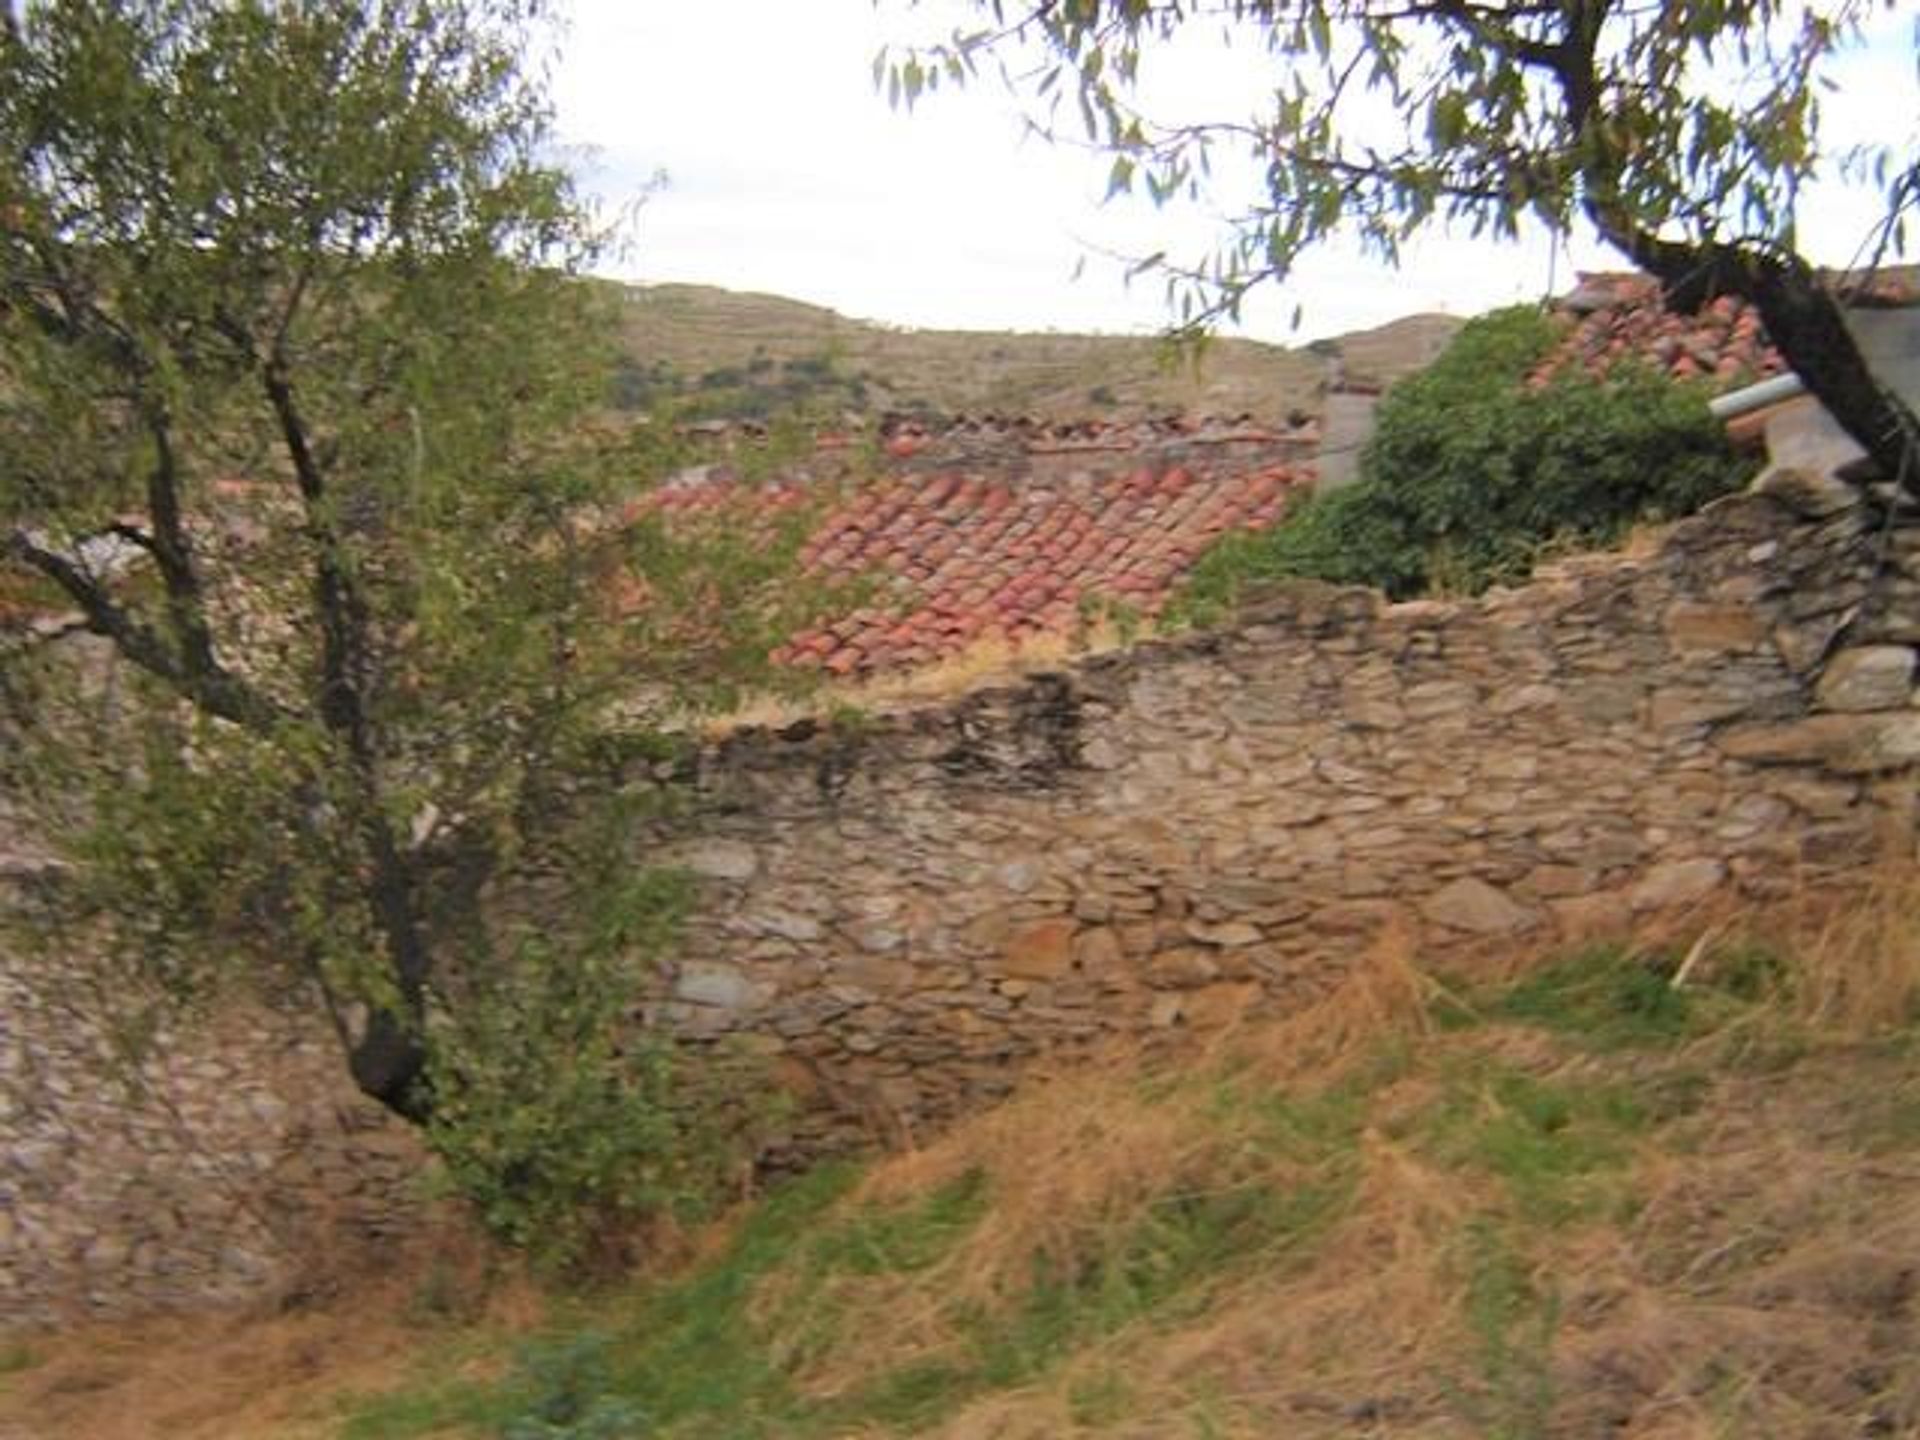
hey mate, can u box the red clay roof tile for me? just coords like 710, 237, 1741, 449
1530, 269, 1917, 391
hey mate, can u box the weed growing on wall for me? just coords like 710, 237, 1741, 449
1172, 307, 1757, 617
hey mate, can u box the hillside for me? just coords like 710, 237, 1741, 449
605, 282, 1461, 422
7, 881, 1918, 1440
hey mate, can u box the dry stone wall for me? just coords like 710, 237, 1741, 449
6, 479, 1920, 1324
0, 940, 423, 1328
643, 487, 1915, 1154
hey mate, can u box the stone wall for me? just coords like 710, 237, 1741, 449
7, 479, 1920, 1324
0, 939, 423, 1328
643, 486, 1915, 1154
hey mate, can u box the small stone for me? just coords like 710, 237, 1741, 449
756, 909, 823, 942
1488, 682, 1562, 715
1628, 859, 1726, 911
1420, 878, 1539, 935
1182, 919, 1264, 947
1146, 947, 1221, 988
851, 923, 904, 955
1665, 603, 1768, 653
1072, 927, 1124, 973
1772, 609, 1856, 675
1001, 918, 1079, 979
997, 860, 1041, 893
680, 839, 758, 882
1648, 687, 1752, 728
673, 961, 760, 1012
1148, 994, 1185, 1028
1523, 865, 1592, 899
1815, 646, 1916, 712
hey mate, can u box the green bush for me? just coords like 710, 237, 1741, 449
1174, 306, 1756, 616
425, 869, 764, 1273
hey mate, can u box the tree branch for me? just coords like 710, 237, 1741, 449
139, 404, 230, 692
262, 355, 435, 1117
4, 525, 282, 729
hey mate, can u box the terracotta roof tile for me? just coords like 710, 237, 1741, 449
620, 414, 1318, 675
1534, 268, 1920, 392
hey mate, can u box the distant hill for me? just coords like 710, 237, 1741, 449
604, 282, 1462, 423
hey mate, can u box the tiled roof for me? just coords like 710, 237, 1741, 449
632, 417, 1313, 676
1534, 269, 1920, 390
775, 461, 1303, 674
1533, 272, 1784, 388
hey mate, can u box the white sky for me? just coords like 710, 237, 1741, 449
551, 2, 1917, 345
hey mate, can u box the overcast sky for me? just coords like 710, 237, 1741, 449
550, 3, 1917, 345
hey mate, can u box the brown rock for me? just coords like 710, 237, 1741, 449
1665, 603, 1768, 653
1420, 877, 1540, 935
1648, 686, 1759, 728
1814, 645, 1915, 712
1522, 864, 1593, 899
1718, 713, 1920, 773
1628, 858, 1726, 911
1002, 918, 1079, 979
1772, 610, 1855, 675
1182, 919, 1264, 947
1072, 927, 1125, 974
1146, 947, 1221, 989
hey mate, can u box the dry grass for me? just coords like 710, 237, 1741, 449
1773, 858, 1920, 1034
739, 893, 1920, 1439
753, 929, 1466, 1416
0, 1223, 541, 1440
609, 282, 1461, 424
707, 622, 1136, 736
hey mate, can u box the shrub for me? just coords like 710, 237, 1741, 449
425, 868, 765, 1272
1173, 306, 1756, 616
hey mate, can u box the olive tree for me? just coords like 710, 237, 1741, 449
883, 1, 1919, 484
0, 0, 810, 1178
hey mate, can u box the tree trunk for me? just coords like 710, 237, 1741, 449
348, 1005, 432, 1123
336, 811, 438, 1124
1587, 213, 1920, 492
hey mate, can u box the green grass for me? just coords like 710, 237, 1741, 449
1474, 941, 1783, 1052
0, 1342, 38, 1398
1417, 1062, 1649, 1226
1456, 1221, 1560, 1440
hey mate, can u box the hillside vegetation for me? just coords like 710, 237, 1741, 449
8, 874, 1918, 1440
604, 283, 1460, 421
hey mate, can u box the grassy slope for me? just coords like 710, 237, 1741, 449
9, 877, 1918, 1440
608, 283, 1460, 421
